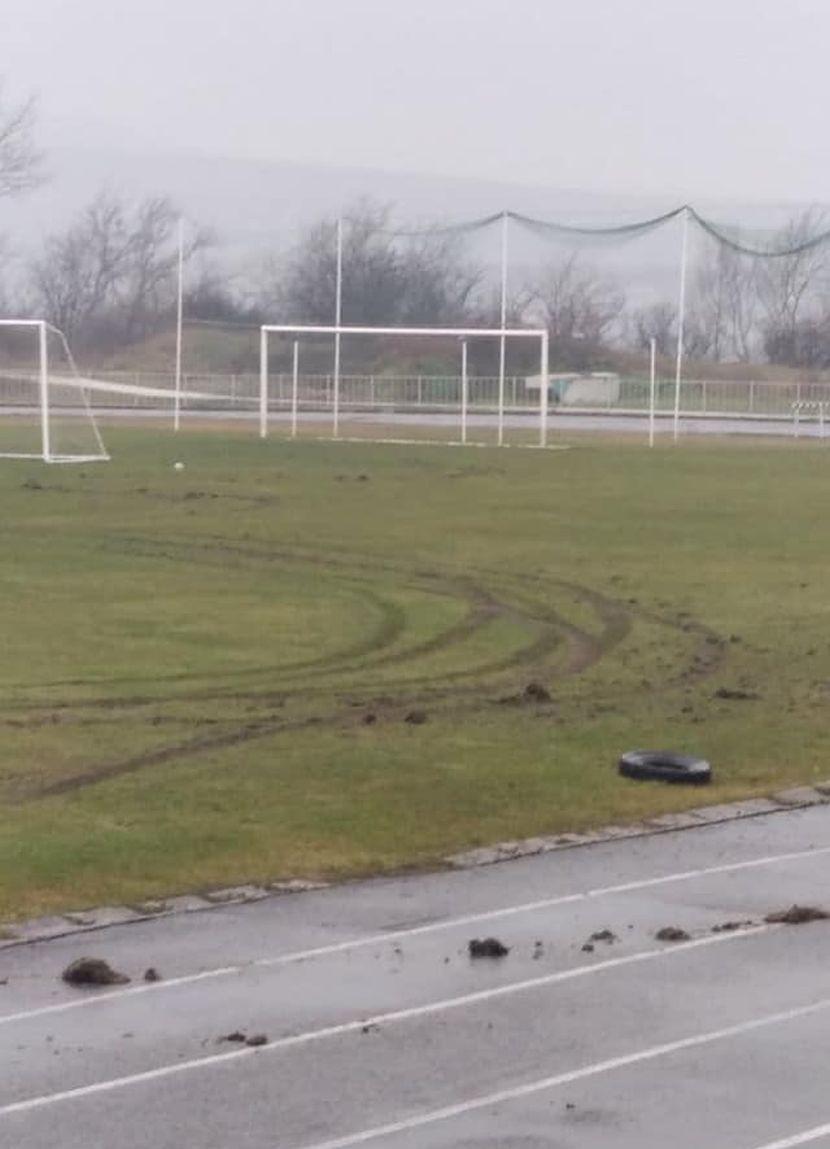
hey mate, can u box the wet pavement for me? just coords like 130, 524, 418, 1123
2, 805, 830, 1148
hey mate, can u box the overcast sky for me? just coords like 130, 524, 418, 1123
3, 0, 829, 204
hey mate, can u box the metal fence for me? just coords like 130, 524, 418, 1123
3, 368, 830, 421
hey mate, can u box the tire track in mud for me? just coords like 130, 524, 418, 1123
5, 537, 728, 800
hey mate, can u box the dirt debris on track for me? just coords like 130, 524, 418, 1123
588, 928, 618, 944
468, 937, 510, 958
655, 927, 691, 942
765, 904, 829, 924
61, 958, 130, 987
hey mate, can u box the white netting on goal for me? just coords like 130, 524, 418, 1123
0, 322, 108, 462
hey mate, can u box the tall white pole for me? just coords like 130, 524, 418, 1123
259, 327, 268, 438
673, 207, 689, 443
649, 336, 657, 448
174, 217, 184, 432
291, 339, 299, 438
498, 210, 508, 447
333, 216, 343, 439
461, 339, 468, 444
540, 331, 549, 448
39, 321, 50, 462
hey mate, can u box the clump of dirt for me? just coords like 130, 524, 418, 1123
62, 958, 130, 987
21, 480, 43, 491
713, 687, 760, 701
361, 1023, 379, 1034
496, 682, 553, 706
711, 920, 753, 933
581, 943, 594, 953
404, 710, 428, 725
765, 905, 829, 925
588, 929, 618, 944
218, 1031, 247, 1043
532, 940, 544, 959
245, 1034, 268, 1047
523, 682, 551, 703
362, 712, 377, 725
143, 967, 161, 982
655, 926, 691, 942
468, 937, 510, 958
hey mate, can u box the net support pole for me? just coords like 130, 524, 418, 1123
648, 337, 657, 447
291, 340, 299, 438
259, 327, 268, 439
540, 330, 549, 448
673, 206, 689, 443
498, 210, 508, 447
38, 320, 50, 462
174, 217, 184, 432
333, 217, 343, 439
460, 340, 468, 444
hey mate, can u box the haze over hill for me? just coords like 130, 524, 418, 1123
1, 139, 814, 303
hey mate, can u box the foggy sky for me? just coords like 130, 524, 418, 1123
3, 0, 829, 204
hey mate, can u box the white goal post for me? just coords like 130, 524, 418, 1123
259, 324, 551, 447
0, 319, 109, 463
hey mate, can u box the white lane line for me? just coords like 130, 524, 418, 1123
0, 966, 241, 1027
3, 840, 830, 1028
749, 1122, 830, 1149
0, 926, 774, 1116
297, 997, 830, 1149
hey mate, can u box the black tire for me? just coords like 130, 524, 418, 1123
618, 750, 711, 785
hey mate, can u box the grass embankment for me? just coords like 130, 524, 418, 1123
1, 428, 829, 920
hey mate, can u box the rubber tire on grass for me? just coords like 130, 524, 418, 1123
618, 750, 711, 786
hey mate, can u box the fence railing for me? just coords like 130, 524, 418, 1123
3, 368, 830, 420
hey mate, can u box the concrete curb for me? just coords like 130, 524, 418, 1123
444, 784, 830, 868
2, 784, 828, 950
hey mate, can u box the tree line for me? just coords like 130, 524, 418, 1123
4, 83, 830, 370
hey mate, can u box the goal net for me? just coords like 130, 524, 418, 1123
0, 321, 109, 463
259, 324, 551, 448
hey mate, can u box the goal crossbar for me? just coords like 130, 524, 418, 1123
260, 324, 550, 446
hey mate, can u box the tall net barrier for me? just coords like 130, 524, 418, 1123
12, 200, 830, 461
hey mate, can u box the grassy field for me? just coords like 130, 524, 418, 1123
1, 425, 829, 921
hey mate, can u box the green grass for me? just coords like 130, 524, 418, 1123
1, 426, 829, 921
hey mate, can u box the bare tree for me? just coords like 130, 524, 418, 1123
0, 83, 41, 199
31, 193, 131, 338
629, 300, 677, 356
30, 192, 209, 346
689, 238, 758, 362
270, 198, 480, 327
756, 209, 828, 363
525, 254, 624, 368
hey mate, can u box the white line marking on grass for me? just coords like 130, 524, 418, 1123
0, 926, 774, 1117
749, 1122, 830, 1149
295, 998, 830, 1149
3, 841, 829, 1028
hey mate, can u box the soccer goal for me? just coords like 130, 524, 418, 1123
259, 324, 551, 448
0, 320, 109, 463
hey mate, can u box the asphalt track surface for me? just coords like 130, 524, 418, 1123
3, 805, 830, 1148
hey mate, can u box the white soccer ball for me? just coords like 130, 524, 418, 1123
173, 461, 185, 471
